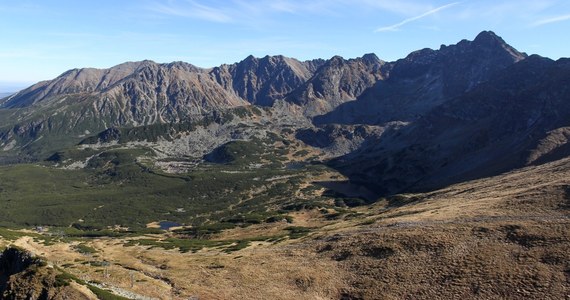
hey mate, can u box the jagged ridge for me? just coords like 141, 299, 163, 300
2, 30, 570, 198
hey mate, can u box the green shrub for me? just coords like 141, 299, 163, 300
284, 226, 312, 239
54, 274, 71, 287
224, 240, 250, 253
175, 222, 236, 238
74, 243, 98, 255
87, 285, 130, 300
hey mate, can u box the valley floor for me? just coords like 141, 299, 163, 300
2, 157, 570, 299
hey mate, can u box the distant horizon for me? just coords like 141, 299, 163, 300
0, 83, 30, 94
2, 0, 569, 88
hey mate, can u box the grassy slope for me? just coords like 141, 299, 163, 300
1, 156, 568, 299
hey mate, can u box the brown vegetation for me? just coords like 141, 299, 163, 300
2, 157, 569, 299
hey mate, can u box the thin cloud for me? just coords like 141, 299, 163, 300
144, 0, 435, 26
532, 14, 570, 27
347, 0, 431, 15
375, 2, 461, 32
265, 0, 430, 16
263, 0, 340, 15
268, 0, 300, 13
147, 0, 232, 23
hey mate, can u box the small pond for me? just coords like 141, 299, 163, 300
159, 221, 181, 230
285, 162, 305, 170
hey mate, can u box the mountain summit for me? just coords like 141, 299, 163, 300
1, 30, 570, 300
313, 30, 527, 126
1, 30, 569, 197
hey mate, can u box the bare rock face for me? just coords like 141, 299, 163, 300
211, 55, 321, 106
2, 30, 570, 198
0, 52, 384, 158
3, 60, 248, 123
527, 127, 570, 165
1, 61, 144, 108
0, 31, 523, 124
390, 31, 525, 94
314, 31, 527, 125
287, 53, 388, 116
295, 124, 386, 156
101, 61, 248, 125
0, 61, 252, 158
335, 55, 570, 195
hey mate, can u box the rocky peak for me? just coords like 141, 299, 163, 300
402, 48, 438, 64
224, 54, 314, 106
336, 54, 570, 196
238, 55, 258, 68
303, 58, 327, 73
325, 55, 347, 68
471, 30, 527, 62
260, 54, 285, 64
473, 30, 504, 46
1, 61, 153, 108
315, 31, 529, 126
391, 30, 526, 85
165, 61, 202, 73
361, 53, 382, 65
286, 54, 387, 116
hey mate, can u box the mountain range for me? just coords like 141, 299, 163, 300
1, 30, 569, 197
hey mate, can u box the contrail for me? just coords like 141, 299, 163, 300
375, 2, 461, 32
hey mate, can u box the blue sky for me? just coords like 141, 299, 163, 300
1, 0, 569, 91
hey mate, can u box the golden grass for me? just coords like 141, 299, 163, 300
2, 157, 569, 299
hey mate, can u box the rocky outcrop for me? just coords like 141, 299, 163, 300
334, 55, 570, 195
288, 53, 388, 116
0, 51, 380, 159
4, 30, 570, 198
1, 61, 144, 108
295, 124, 386, 156
314, 31, 527, 125
0, 247, 94, 300
211, 55, 321, 106
0, 247, 40, 287
2, 61, 247, 123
